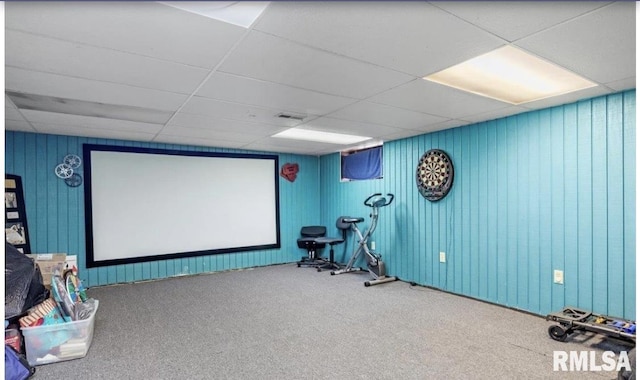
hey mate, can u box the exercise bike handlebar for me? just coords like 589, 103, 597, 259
364, 193, 394, 208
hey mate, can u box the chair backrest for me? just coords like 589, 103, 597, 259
300, 226, 326, 238
336, 216, 351, 231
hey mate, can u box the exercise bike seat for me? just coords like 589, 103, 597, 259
315, 237, 344, 245
342, 217, 364, 224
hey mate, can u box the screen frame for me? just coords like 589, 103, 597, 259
83, 144, 281, 268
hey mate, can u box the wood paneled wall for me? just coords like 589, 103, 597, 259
319, 90, 635, 319
5, 135, 320, 287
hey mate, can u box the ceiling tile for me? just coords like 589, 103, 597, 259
515, 2, 635, 85
6, 30, 210, 94
417, 119, 469, 134
605, 77, 636, 92
196, 72, 357, 115
433, 1, 611, 42
5, 120, 36, 133
158, 1, 270, 28
159, 125, 259, 143
6, 95, 17, 108
460, 106, 530, 123
6, 67, 189, 111
255, 2, 505, 76
380, 129, 431, 142
520, 85, 613, 110
244, 137, 345, 156
5, 107, 26, 121
5, 1, 246, 69
368, 79, 510, 119
218, 31, 415, 99
327, 101, 447, 130
153, 135, 250, 150
179, 97, 310, 127
168, 112, 286, 136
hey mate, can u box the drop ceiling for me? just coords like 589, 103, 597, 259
4, 1, 636, 156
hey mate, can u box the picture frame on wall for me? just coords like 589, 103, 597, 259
5, 174, 31, 254
5, 222, 26, 245
5, 192, 17, 208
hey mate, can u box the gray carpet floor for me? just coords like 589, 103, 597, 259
30, 264, 633, 379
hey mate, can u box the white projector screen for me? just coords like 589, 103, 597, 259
83, 144, 280, 267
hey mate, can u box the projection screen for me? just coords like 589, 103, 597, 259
83, 144, 280, 267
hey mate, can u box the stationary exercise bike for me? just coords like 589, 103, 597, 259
330, 193, 398, 287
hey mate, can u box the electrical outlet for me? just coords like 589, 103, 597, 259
370, 241, 375, 250
439, 251, 446, 263
554, 270, 564, 284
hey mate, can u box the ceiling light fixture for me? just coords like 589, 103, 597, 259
423, 45, 597, 105
272, 128, 372, 145
6, 91, 172, 124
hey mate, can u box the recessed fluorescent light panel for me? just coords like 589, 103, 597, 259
273, 129, 371, 145
7, 91, 172, 124
159, 2, 269, 28
423, 46, 597, 105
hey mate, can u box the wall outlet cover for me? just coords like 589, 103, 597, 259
554, 270, 564, 284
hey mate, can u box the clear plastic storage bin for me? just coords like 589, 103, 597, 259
21, 300, 99, 366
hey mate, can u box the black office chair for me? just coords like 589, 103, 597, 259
297, 226, 327, 269
314, 216, 351, 272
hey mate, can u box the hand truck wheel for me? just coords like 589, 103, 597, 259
548, 325, 568, 342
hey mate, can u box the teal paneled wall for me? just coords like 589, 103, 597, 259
5, 133, 321, 287
319, 90, 635, 319
5, 90, 635, 319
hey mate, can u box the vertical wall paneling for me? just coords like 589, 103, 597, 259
34, 135, 48, 252
495, 118, 508, 305
576, 100, 593, 311
466, 126, 475, 296
318, 90, 635, 319
549, 107, 565, 312
538, 109, 553, 314
606, 93, 625, 317
563, 103, 579, 309
452, 132, 462, 294
6, 133, 320, 287
6, 132, 15, 173
436, 133, 446, 290
460, 127, 471, 294
622, 91, 636, 318
477, 122, 489, 300
505, 115, 519, 308
390, 138, 401, 276
591, 97, 609, 314
486, 120, 498, 302
444, 129, 455, 293
527, 111, 541, 313
414, 137, 424, 285
395, 138, 409, 281
516, 113, 529, 310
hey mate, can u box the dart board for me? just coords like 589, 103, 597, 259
416, 149, 454, 202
